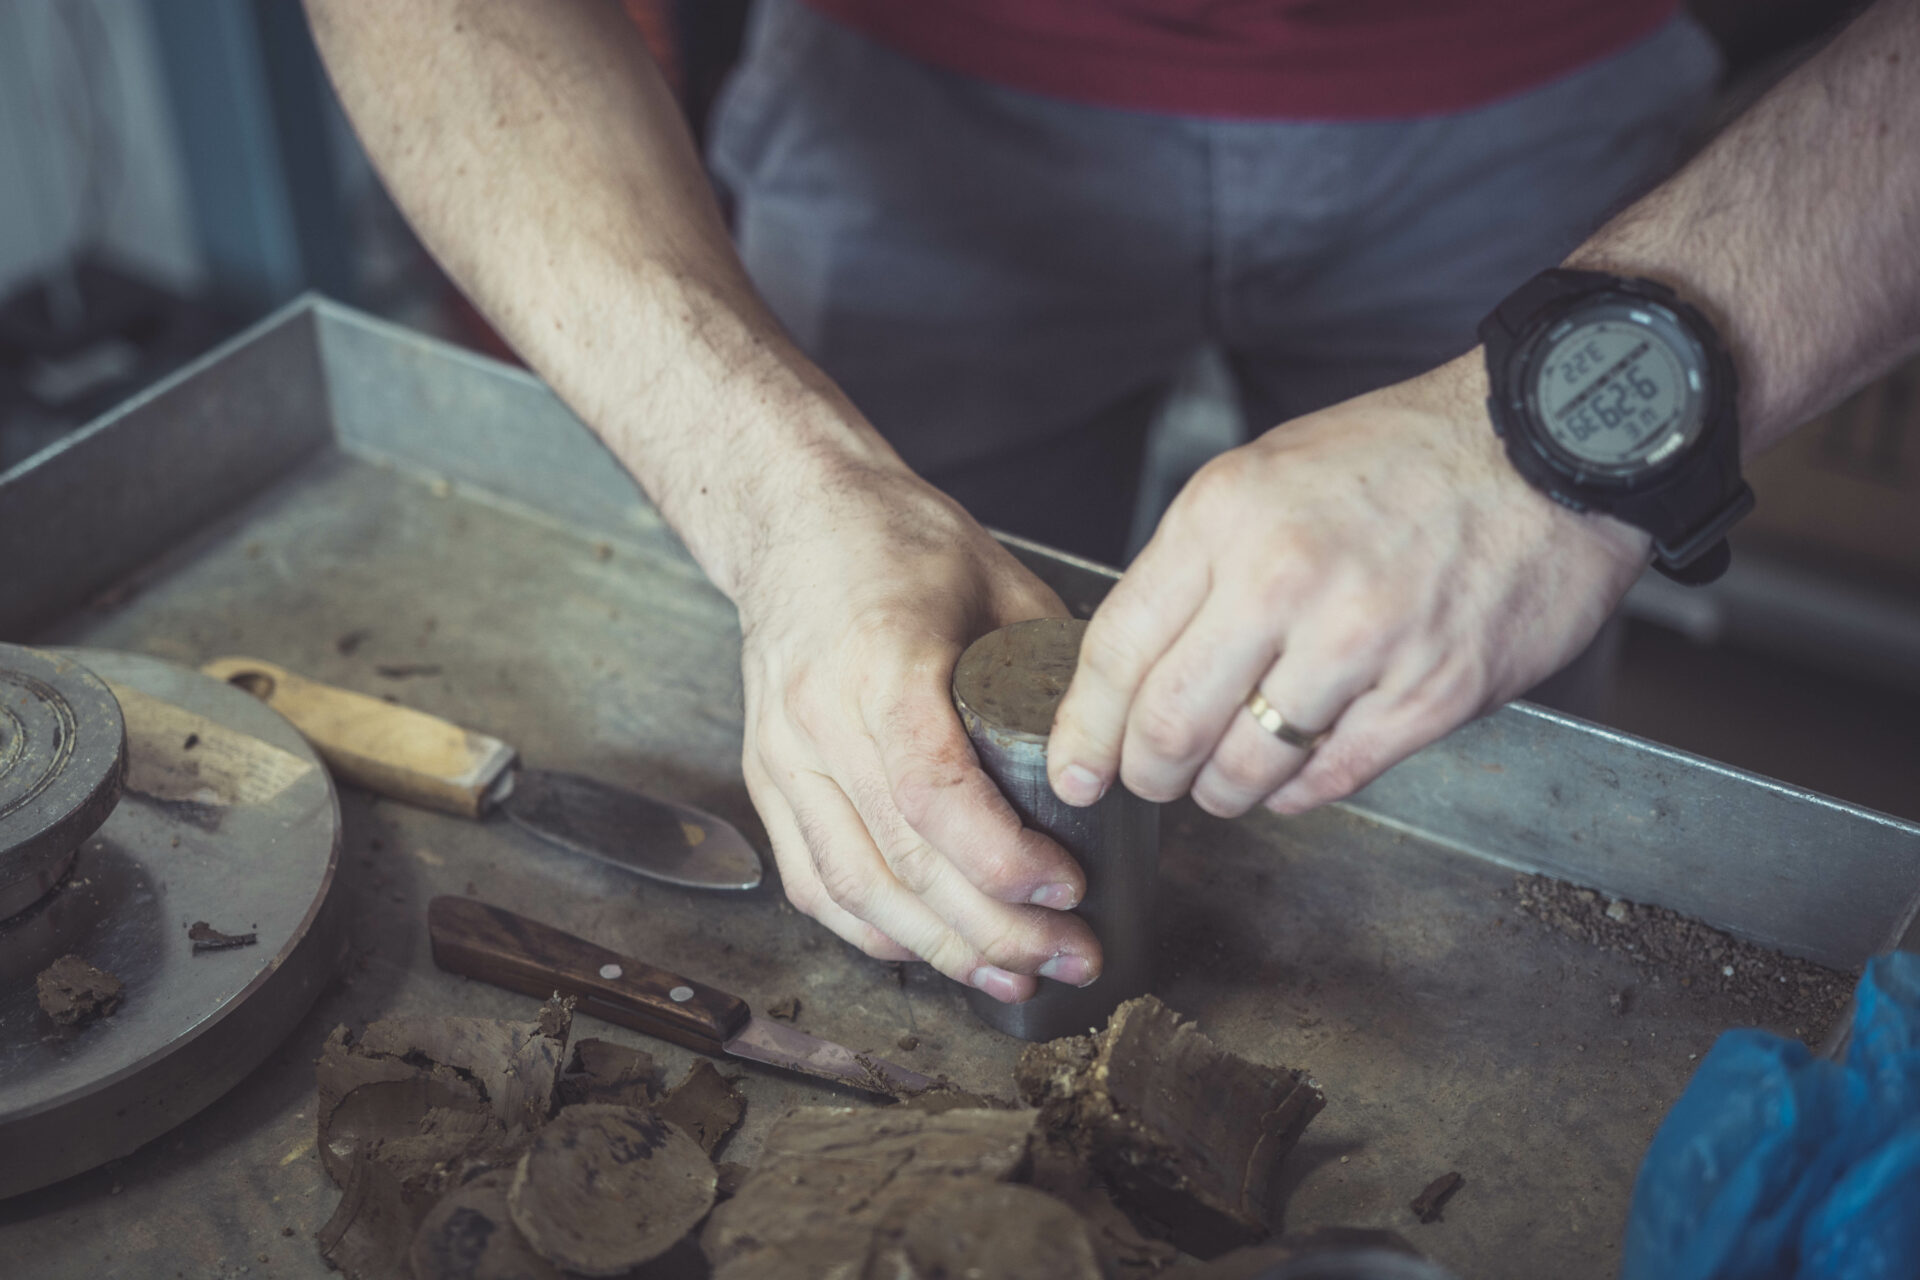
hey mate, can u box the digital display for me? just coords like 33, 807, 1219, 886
1531, 314, 1702, 474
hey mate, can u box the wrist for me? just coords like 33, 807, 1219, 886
1437, 349, 1654, 578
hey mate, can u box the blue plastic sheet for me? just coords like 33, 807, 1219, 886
1621, 951, 1920, 1279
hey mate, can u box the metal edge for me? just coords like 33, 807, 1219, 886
1, 297, 337, 639
0, 295, 328, 490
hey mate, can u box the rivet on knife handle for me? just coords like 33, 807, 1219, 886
201, 656, 516, 819
426, 895, 750, 1054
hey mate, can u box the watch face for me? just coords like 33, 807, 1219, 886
1524, 302, 1708, 479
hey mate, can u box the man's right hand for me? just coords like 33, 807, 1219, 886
732, 465, 1102, 1003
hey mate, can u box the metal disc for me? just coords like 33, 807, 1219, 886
0, 649, 342, 1198
0, 645, 127, 920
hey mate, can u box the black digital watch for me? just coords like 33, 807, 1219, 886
1478, 268, 1753, 585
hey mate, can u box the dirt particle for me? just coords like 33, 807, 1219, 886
766, 995, 802, 1022
189, 921, 259, 953
375, 663, 441, 679
1410, 1170, 1463, 1224
36, 955, 125, 1027
1510, 874, 1852, 1043
897, 1034, 919, 1052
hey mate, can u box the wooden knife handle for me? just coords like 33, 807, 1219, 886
200, 657, 516, 819
427, 895, 751, 1055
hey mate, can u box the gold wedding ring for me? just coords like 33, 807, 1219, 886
1245, 690, 1325, 751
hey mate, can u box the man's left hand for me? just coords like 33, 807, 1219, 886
1046, 351, 1651, 817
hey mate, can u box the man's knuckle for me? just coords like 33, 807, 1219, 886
813, 855, 879, 918
1078, 624, 1145, 689
882, 839, 941, 894
1212, 743, 1274, 795
783, 877, 823, 916
1132, 701, 1202, 762
965, 846, 1027, 898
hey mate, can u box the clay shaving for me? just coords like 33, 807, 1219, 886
36, 954, 124, 1027
1409, 1171, 1464, 1224
310, 991, 1329, 1280
188, 920, 257, 952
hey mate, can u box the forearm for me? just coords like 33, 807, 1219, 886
304, 0, 905, 599
1567, 0, 1920, 454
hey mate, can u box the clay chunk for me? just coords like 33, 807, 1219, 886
866, 1182, 1102, 1280
556, 1036, 657, 1110
702, 1105, 1043, 1279
36, 954, 124, 1027
408, 1168, 562, 1280
1016, 995, 1325, 1258
655, 1057, 745, 1155
317, 1152, 421, 1280
1030, 1134, 1180, 1279
507, 1104, 717, 1277
353, 995, 575, 1140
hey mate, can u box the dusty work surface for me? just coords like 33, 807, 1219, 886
0, 453, 1843, 1279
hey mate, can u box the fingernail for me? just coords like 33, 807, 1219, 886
1029, 882, 1079, 910
970, 966, 1024, 1004
1055, 764, 1106, 807
1038, 954, 1094, 986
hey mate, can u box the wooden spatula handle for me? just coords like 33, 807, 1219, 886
426, 895, 751, 1054
200, 656, 515, 819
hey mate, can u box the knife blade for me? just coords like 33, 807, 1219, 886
427, 895, 934, 1097
201, 656, 761, 891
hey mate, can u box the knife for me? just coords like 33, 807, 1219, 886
427, 895, 934, 1098
202, 656, 761, 891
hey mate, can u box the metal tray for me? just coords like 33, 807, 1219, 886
4, 298, 1917, 1278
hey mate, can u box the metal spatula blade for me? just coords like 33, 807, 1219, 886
501, 768, 763, 891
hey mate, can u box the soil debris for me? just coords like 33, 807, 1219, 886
36, 954, 124, 1027
508, 1104, 716, 1277
897, 1033, 919, 1051
1030, 1134, 1180, 1279
766, 994, 802, 1021
1017, 994, 1324, 1258
1509, 874, 1854, 1041
556, 1037, 656, 1110
375, 662, 442, 679
350, 996, 574, 1140
335, 629, 371, 656
317, 1152, 417, 1279
656, 1058, 745, 1155
188, 921, 257, 952
702, 1106, 1043, 1278
408, 1168, 560, 1280
312, 996, 577, 1278
866, 1181, 1103, 1279
1409, 1171, 1463, 1224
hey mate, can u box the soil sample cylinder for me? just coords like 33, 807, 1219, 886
952, 618, 1158, 1041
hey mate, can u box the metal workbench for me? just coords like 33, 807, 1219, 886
4, 298, 1917, 1279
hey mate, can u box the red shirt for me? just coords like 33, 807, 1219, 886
799, 0, 1681, 120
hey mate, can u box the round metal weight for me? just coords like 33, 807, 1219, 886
0, 644, 127, 920
0, 649, 343, 1199
952, 618, 1159, 1041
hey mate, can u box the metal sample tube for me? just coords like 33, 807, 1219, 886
952, 618, 1158, 1041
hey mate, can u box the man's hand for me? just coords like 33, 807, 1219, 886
735, 467, 1102, 1002
1048, 352, 1649, 817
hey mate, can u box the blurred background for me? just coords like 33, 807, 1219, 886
1, 0, 1914, 819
